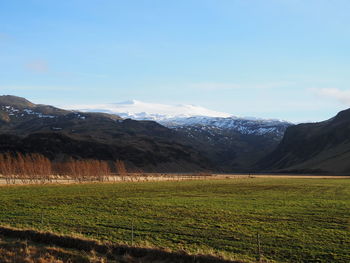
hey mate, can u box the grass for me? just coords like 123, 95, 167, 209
0, 227, 239, 263
0, 178, 349, 262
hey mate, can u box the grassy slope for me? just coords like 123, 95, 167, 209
0, 178, 349, 262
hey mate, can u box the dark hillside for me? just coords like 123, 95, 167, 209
0, 96, 213, 172
258, 108, 350, 174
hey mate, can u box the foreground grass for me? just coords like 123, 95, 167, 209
0, 236, 102, 263
0, 178, 349, 262
0, 227, 238, 263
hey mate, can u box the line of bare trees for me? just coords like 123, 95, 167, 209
0, 152, 214, 185
52, 159, 111, 182
0, 153, 52, 184
0, 152, 129, 184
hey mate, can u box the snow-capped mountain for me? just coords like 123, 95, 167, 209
64, 100, 292, 137
63, 99, 294, 171
64, 100, 231, 121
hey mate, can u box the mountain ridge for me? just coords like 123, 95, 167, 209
63, 99, 293, 171
5, 95, 337, 173
64, 99, 292, 137
64, 99, 291, 122
257, 107, 350, 174
0, 95, 214, 172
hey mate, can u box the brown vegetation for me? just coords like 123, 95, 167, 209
53, 159, 111, 182
0, 153, 51, 184
115, 159, 127, 176
0, 153, 219, 185
0, 152, 129, 184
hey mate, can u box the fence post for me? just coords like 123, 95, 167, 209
256, 232, 262, 262
41, 209, 44, 226
131, 221, 134, 246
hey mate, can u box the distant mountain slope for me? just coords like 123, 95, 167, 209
66, 100, 292, 171
258, 108, 350, 174
160, 116, 289, 137
0, 95, 213, 172
160, 116, 291, 171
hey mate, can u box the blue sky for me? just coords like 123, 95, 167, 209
1, 0, 350, 122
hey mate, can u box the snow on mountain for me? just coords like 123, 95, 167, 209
64, 100, 292, 137
1, 105, 57, 119
64, 100, 231, 121
160, 116, 291, 137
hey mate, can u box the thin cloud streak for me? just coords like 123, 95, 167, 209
0, 85, 76, 91
311, 88, 350, 106
58, 72, 108, 79
188, 81, 294, 91
23, 59, 108, 79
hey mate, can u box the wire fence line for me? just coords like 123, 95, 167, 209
2, 210, 268, 262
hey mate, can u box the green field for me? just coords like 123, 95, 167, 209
0, 178, 349, 262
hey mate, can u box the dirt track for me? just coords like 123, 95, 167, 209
0, 173, 349, 186
0, 174, 215, 185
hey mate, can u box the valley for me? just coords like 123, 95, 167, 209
1, 95, 350, 263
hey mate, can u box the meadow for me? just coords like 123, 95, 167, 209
0, 178, 349, 262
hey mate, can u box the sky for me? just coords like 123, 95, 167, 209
1, 0, 350, 123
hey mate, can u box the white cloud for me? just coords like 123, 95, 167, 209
63, 99, 231, 119
25, 60, 49, 73
311, 88, 350, 106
